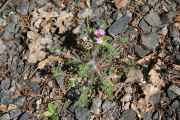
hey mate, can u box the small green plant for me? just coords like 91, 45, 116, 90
51, 65, 62, 78
123, 59, 140, 74
75, 88, 90, 107
118, 35, 129, 44
43, 103, 59, 120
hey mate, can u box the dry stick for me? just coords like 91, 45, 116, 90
0, 0, 11, 14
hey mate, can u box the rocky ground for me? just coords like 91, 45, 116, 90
0, 0, 180, 120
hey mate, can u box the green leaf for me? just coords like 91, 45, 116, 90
48, 103, 56, 114
53, 114, 59, 120
43, 111, 53, 117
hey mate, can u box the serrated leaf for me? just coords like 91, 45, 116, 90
43, 111, 53, 117
48, 103, 56, 114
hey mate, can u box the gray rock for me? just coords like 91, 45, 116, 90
113, 11, 123, 20
103, 111, 112, 119
56, 106, 62, 114
112, 110, 121, 118
91, 0, 105, 7
77, 8, 93, 19
147, 0, 158, 6
35, 0, 48, 6
134, 45, 150, 57
8, 49, 17, 58
141, 32, 160, 50
4, 23, 16, 33
169, 27, 179, 38
169, 84, 180, 96
27, 82, 40, 94
67, 103, 76, 113
52, 0, 63, 7
0, 113, 10, 120
119, 109, 137, 120
14, 96, 26, 107
66, 114, 71, 120
16, 1, 30, 15
177, 111, 180, 120
141, 5, 149, 13
160, 26, 168, 36
145, 110, 153, 120
160, 13, 170, 24
0, 90, 13, 105
176, 54, 180, 63
66, 87, 81, 101
167, 90, 178, 99
102, 100, 113, 111
19, 112, 31, 120
55, 76, 64, 89
152, 111, 159, 120
90, 97, 102, 114
108, 16, 131, 36
0, 78, 11, 89
0, 55, 7, 66
0, 39, 7, 55
61, 116, 68, 120
75, 106, 90, 120
144, 12, 161, 27
149, 93, 161, 104
10, 109, 21, 119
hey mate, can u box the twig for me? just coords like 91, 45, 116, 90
0, 0, 11, 15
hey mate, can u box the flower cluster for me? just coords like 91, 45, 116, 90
94, 29, 105, 44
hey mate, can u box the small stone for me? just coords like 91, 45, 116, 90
0, 55, 7, 66
14, 96, 26, 107
91, 0, 105, 7
177, 111, 180, 120
66, 114, 72, 120
169, 27, 180, 38
66, 87, 81, 102
19, 112, 31, 120
48, 81, 54, 88
0, 39, 7, 55
75, 106, 91, 120
134, 45, 150, 57
0, 78, 11, 90
103, 111, 112, 119
35, 0, 48, 6
112, 110, 121, 118
27, 82, 40, 94
55, 76, 64, 88
152, 111, 159, 120
16, 1, 30, 15
0, 90, 13, 105
147, 0, 158, 6
73, 26, 81, 34
90, 97, 102, 114
141, 5, 149, 13
77, 8, 93, 19
144, 12, 161, 27
0, 113, 10, 120
119, 109, 137, 120
167, 90, 178, 99
108, 16, 131, 36
141, 32, 160, 50
160, 26, 168, 36
145, 110, 153, 120
160, 13, 169, 24
67, 103, 76, 113
10, 109, 21, 119
139, 19, 152, 33
169, 84, 180, 96
56, 106, 62, 114
102, 100, 113, 111
176, 54, 180, 63
149, 93, 161, 104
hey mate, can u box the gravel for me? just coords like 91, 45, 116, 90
152, 111, 159, 120
102, 100, 113, 111
16, 1, 30, 15
14, 96, 26, 107
171, 100, 180, 109
10, 109, 21, 119
141, 5, 149, 13
139, 19, 152, 33
144, 12, 162, 27
19, 112, 31, 120
0, 90, 13, 105
108, 16, 131, 36
91, 0, 105, 7
0, 78, 11, 90
119, 109, 137, 120
67, 103, 76, 113
0, 40, 7, 55
90, 97, 102, 114
66, 87, 81, 101
75, 106, 91, 120
77, 8, 93, 19
0, 113, 10, 120
149, 93, 161, 104
27, 82, 40, 94
145, 110, 153, 120
134, 45, 150, 57
169, 84, 180, 96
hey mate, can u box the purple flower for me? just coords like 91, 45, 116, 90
96, 37, 103, 44
94, 30, 100, 36
99, 29, 105, 35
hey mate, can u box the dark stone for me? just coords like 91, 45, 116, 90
0, 78, 11, 89
0, 113, 10, 120
102, 100, 113, 111
141, 32, 160, 50
134, 45, 150, 57
19, 112, 31, 120
169, 84, 180, 96
112, 110, 121, 118
10, 109, 21, 119
16, 1, 30, 15
141, 5, 149, 13
0, 55, 7, 66
145, 110, 153, 120
139, 19, 152, 33
77, 8, 93, 19
149, 93, 161, 104
108, 16, 131, 36
147, 0, 158, 6
0, 90, 13, 105
66, 87, 81, 101
144, 12, 161, 27
55, 76, 64, 89
177, 111, 180, 120
176, 54, 180, 63
119, 109, 137, 120
66, 114, 72, 120
160, 13, 169, 24
152, 111, 159, 120
75, 106, 90, 120
67, 103, 76, 113
171, 100, 180, 109
169, 27, 180, 38
103, 111, 112, 119
167, 90, 178, 99
91, 0, 105, 7
14, 96, 26, 107
56, 106, 62, 114
27, 82, 40, 94
0, 40, 7, 55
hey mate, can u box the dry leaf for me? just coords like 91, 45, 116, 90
8, 104, 18, 111
174, 22, 180, 30
0, 104, 8, 112
173, 64, 180, 70
114, 0, 129, 9
175, 15, 180, 22
149, 69, 165, 87
125, 69, 143, 83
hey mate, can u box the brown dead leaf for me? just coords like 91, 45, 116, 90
37, 56, 63, 69
173, 64, 180, 71
149, 69, 165, 87
114, 0, 129, 9
175, 15, 180, 22
8, 104, 18, 111
174, 22, 180, 30
125, 69, 143, 83
0, 104, 8, 112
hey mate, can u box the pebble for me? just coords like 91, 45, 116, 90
0, 113, 10, 120
10, 109, 21, 119
108, 16, 131, 36
160, 26, 168, 36
141, 32, 160, 50
55, 76, 64, 89
91, 0, 105, 7
90, 97, 102, 114
152, 111, 159, 120
27, 82, 40, 94
134, 45, 150, 57
16, 1, 30, 15
167, 90, 178, 99
176, 54, 180, 63
147, 0, 158, 6
0, 39, 7, 55
112, 109, 121, 118
67, 103, 76, 113
144, 12, 161, 27
145, 110, 153, 120
119, 109, 137, 120
19, 112, 31, 120
160, 13, 170, 24
103, 111, 112, 119
14, 96, 26, 107
102, 100, 113, 111
149, 93, 161, 104
141, 5, 149, 13
0, 78, 11, 90
171, 100, 180, 109
66, 87, 81, 101
169, 84, 180, 96
77, 8, 93, 19
75, 106, 91, 120
35, 0, 48, 6
0, 90, 13, 105
168, 27, 179, 38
